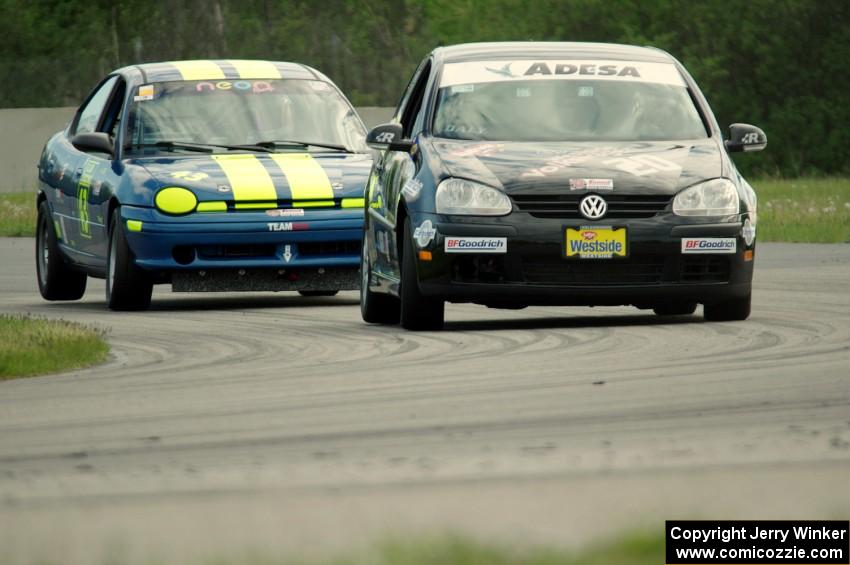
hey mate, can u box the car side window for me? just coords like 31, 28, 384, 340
100, 79, 127, 139
400, 61, 432, 139
393, 59, 428, 124
74, 76, 119, 135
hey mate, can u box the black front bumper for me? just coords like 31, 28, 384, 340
411, 212, 755, 307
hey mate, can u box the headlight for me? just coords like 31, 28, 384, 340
435, 178, 512, 216
155, 187, 197, 215
673, 178, 740, 216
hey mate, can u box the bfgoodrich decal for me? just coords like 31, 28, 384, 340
681, 238, 737, 254
444, 237, 507, 253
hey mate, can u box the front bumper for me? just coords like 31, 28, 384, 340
410, 211, 755, 307
120, 205, 363, 290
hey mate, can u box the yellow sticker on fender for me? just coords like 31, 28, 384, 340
566, 227, 627, 259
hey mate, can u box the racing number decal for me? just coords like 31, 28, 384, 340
77, 159, 98, 238
170, 170, 209, 182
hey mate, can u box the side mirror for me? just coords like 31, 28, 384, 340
71, 132, 114, 156
366, 123, 413, 152
725, 123, 766, 153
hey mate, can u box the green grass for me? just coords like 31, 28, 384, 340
199, 532, 662, 565
0, 191, 37, 236
1, 179, 848, 242
753, 177, 850, 243
0, 315, 108, 379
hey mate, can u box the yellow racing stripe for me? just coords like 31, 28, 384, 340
228, 60, 282, 79
196, 201, 227, 213
211, 155, 278, 202
170, 61, 226, 80
341, 198, 365, 208
234, 202, 276, 210
270, 154, 334, 202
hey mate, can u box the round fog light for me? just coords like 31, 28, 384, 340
155, 187, 197, 215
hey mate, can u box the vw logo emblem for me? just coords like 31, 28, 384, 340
579, 194, 607, 220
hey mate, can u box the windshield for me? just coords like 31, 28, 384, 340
126, 79, 368, 152
433, 59, 708, 142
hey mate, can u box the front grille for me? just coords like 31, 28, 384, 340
680, 256, 730, 283
511, 194, 671, 219
197, 244, 276, 259
298, 241, 360, 257
522, 254, 667, 285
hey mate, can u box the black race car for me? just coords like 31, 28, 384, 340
360, 42, 766, 330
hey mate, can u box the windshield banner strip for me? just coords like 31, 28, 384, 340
229, 60, 282, 79
270, 154, 334, 201
169, 61, 226, 81
211, 155, 278, 202
439, 60, 685, 88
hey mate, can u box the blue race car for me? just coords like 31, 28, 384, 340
36, 60, 370, 310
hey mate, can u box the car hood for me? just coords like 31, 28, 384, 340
429, 138, 723, 195
127, 152, 372, 203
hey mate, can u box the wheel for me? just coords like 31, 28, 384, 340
298, 290, 339, 297
703, 293, 751, 322
106, 209, 153, 311
35, 201, 87, 300
652, 302, 697, 316
399, 218, 444, 330
360, 235, 400, 324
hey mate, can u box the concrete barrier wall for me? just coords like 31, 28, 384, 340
0, 106, 394, 193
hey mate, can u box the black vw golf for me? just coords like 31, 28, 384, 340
360, 42, 766, 330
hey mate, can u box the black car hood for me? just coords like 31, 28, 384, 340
429, 138, 723, 195
127, 152, 372, 202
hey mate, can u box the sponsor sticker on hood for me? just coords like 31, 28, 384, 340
570, 178, 614, 191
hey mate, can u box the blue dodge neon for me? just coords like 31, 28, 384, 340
36, 60, 371, 310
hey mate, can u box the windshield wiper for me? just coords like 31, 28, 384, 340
251, 140, 354, 153
131, 141, 275, 153
131, 141, 215, 153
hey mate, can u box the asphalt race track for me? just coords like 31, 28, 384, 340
1, 238, 849, 563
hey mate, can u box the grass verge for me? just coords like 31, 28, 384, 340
199, 532, 662, 565
753, 177, 850, 243
0, 191, 36, 236
0, 315, 108, 380
1, 178, 848, 242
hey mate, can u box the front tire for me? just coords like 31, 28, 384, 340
399, 218, 444, 330
360, 235, 400, 324
106, 209, 152, 311
704, 293, 751, 322
35, 201, 87, 301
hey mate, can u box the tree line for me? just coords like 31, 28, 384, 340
1, 0, 846, 176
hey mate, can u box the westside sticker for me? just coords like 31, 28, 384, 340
681, 238, 736, 254
444, 237, 507, 253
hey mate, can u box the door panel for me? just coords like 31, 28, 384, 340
66, 75, 123, 262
